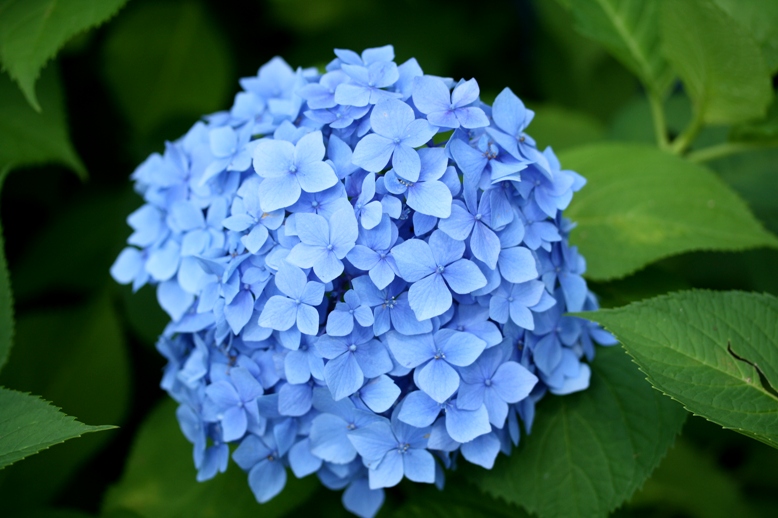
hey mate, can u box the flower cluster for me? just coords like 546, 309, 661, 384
111, 45, 615, 517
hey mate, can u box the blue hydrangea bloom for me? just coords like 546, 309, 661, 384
112, 46, 615, 518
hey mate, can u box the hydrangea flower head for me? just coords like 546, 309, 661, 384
112, 45, 616, 518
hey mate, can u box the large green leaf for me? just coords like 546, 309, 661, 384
0, 0, 128, 110
103, 399, 318, 518
561, 143, 778, 281
660, 0, 773, 124
563, 0, 672, 95
0, 295, 130, 504
0, 64, 84, 177
102, 0, 234, 139
471, 346, 686, 518
0, 167, 12, 373
713, 0, 778, 74
582, 290, 778, 448
0, 387, 114, 469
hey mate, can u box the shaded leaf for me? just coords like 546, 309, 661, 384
582, 290, 778, 448
527, 104, 605, 151
0, 65, 85, 177
0, 387, 114, 469
0, 167, 12, 373
628, 439, 752, 518
561, 143, 778, 281
11, 188, 139, 301
0, 0, 128, 110
563, 0, 672, 95
712, 0, 778, 74
103, 399, 317, 518
660, 0, 773, 124
472, 346, 686, 518
730, 95, 778, 143
102, 0, 235, 138
0, 295, 130, 504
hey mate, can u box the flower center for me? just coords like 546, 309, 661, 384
349, 344, 357, 352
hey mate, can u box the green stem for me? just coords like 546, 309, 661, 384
648, 93, 669, 149
686, 140, 778, 163
670, 107, 705, 155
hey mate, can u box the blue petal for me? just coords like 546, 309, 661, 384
352, 134, 394, 172
326, 310, 355, 336
286, 243, 326, 269
359, 375, 400, 413
224, 290, 254, 334
361, 201, 383, 229
492, 361, 538, 403
386, 331, 434, 368
274, 264, 308, 299
296, 303, 321, 335
437, 202, 474, 240
406, 181, 452, 218
285, 349, 313, 384
258, 296, 298, 331
403, 448, 435, 483
391, 144, 420, 181
370, 99, 415, 138
310, 413, 357, 464
347, 420, 395, 466
157, 279, 193, 321
470, 223, 500, 269
232, 434, 271, 469
398, 390, 440, 427
408, 274, 451, 321
289, 438, 322, 477
456, 107, 489, 129
442, 259, 487, 295
221, 406, 248, 442
253, 139, 295, 178
325, 352, 364, 400
354, 339, 393, 378
498, 246, 538, 284
460, 432, 500, 469
445, 404, 490, 443
278, 382, 312, 416
412, 76, 450, 115
416, 359, 460, 403
248, 460, 287, 503
369, 450, 404, 489
390, 239, 437, 282
329, 207, 359, 252
343, 479, 384, 518
258, 174, 301, 212
297, 161, 338, 194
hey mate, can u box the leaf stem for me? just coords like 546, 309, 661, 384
648, 92, 669, 150
670, 107, 705, 155
686, 140, 778, 163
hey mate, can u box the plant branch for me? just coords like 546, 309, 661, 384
686, 140, 778, 163
648, 92, 669, 149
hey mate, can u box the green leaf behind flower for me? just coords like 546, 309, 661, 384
581, 290, 778, 449
471, 346, 686, 518
0, 0, 129, 110
103, 399, 318, 518
562, 0, 673, 96
561, 143, 778, 281
0, 65, 85, 177
660, 0, 773, 125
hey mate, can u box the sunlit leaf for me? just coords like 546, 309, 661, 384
562, 143, 778, 280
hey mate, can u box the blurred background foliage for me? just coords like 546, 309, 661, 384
1, 0, 777, 516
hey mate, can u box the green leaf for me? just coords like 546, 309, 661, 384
730, 95, 778, 143
0, 0, 128, 111
0, 64, 85, 177
0, 167, 12, 373
660, 0, 773, 124
712, 0, 778, 74
563, 0, 673, 95
104, 399, 318, 518
471, 346, 686, 518
0, 387, 114, 469
581, 290, 778, 448
628, 439, 752, 518
102, 0, 235, 139
0, 295, 130, 504
526, 104, 606, 151
561, 143, 778, 281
